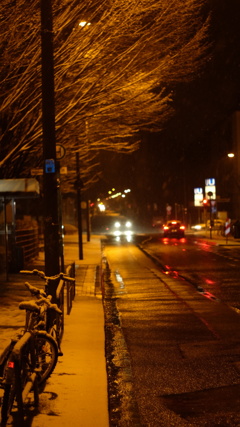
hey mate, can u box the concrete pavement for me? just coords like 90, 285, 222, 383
30, 234, 109, 427
190, 228, 240, 246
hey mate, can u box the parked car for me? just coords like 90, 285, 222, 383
163, 220, 185, 238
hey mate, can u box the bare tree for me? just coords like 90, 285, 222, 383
0, 0, 209, 189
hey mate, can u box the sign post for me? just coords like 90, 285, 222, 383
225, 218, 231, 244
207, 191, 213, 239
40, 0, 60, 278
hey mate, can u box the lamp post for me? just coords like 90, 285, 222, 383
40, 0, 60, 277
215, 153, 235, 220
76, 152, 83, 260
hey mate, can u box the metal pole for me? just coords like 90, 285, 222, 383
40, 0, 60, 276
208, 191, 213, 240
3, 197, 8, 281
76, 152, 83, 260
86, 199, 90, 242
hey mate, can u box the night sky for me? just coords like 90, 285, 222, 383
94, 0, 240, 220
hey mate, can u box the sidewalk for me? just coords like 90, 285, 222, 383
5, 234, 108, 427
189, 229, 240, 246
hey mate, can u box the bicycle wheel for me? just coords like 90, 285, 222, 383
33, 332, 58, 385
1, 336, 36, 425
1, 347, 18, 425
49, 313, 64, 356
1, 370, 16, 426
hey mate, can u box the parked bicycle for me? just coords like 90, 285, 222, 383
0, 269, 75, 425
0, 327, 58, 424
18, 281, 61, 381
20, 269, 75, 353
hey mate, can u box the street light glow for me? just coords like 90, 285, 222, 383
79, 21, 91, 28
228, 153, 235, 158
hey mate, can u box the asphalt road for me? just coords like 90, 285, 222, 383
103, 235, 240, 426
140, 233, 240, 312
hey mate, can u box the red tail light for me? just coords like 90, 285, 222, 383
8, 361, 14, 369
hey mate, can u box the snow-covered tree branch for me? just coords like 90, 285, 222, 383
0, 0, 209, 189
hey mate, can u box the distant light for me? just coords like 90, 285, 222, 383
193, 225, 202, 230
110, 192, 121, 199
228, 153, 234, 158
79, 21, 91, 28
98, 203, 105, 212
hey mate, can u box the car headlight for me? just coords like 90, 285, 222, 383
114, 221, 121, 228
125, 221, 132, 228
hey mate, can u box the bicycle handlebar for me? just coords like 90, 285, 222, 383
20, 269, 75, 283
21, 269, 45, 279
25, 282, 47, 298
22, 284, 62, 314
35, 296, 62, 314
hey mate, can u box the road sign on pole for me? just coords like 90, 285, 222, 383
56, 144, 66, 160
31, 169, 43, 176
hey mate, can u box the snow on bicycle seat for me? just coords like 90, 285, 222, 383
19, 300, 40, 312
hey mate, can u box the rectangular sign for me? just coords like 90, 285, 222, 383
45, 159, 55, 173
205, 178, 216, 200
31, 168, 43, 176
194, 187, 203, 206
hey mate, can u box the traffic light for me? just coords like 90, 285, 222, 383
202, 198, 208, 206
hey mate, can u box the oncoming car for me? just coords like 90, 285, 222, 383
110, 218, 133, 237
91, 214, 133, 237
163, 220, 185, 238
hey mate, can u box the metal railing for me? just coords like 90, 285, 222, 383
15, 227, 39, 264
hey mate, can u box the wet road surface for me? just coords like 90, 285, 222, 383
140, 234, 240, 311
103, 236, 240, 426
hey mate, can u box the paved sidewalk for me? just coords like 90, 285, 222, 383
190, 229, 240, 246
31, 234, 109, 427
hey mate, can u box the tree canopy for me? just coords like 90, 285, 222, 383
0, 0, 209, 190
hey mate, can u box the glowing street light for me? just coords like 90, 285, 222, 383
79, 21, 91, 28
